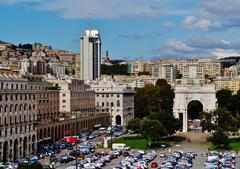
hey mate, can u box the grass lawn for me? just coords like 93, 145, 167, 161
210, 138, 240, 150
229, 138, 240, 150
110, 135, 185, 149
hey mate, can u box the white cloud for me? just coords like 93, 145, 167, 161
36, 0, 168, 19
166, 39, 194, 53
153, 37, 240, 59
181, 16, 196, 28
211, 49, 240, 59
0, 0, 196, 19
163, 22, 175, 29
181, 16, 222, 31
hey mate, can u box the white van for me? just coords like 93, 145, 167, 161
112, 143, 130, 150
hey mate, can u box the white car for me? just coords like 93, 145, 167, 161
83, 163, 96, 169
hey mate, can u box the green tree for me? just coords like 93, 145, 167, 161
212, 108, 238, 132
134, 87, 148, 118
141, 119, 167, 146
210, 128, 229, 149
126, 118, 142, 133
200, 111, 214, 132
101, 64, 129, 75
156, 79, 168, 87
216, 89, 233, 110
149, 111, 180, 135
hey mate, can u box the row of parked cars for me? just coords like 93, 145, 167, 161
205, 151, 236, 169
112, 150, 157, 169
57, 142, 96, 164
110, 150, 197, 169
66, 149, 125, 169
159, 151, 197, 169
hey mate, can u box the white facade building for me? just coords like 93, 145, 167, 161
80, 29, 101, 80
48, 62, 65, 78
152, 64, 176, 83
89, 80, 134, 126
18, 58, 29, 74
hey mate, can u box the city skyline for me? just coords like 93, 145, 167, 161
1, 0, 240, 60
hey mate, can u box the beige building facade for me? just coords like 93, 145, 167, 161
90, 80, 134, 126
215, 77, 240, 93
0, 75, 37, 162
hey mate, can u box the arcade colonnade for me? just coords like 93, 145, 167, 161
173, 85, 217, 132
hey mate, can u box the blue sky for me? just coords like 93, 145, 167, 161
1, 0, 240, 60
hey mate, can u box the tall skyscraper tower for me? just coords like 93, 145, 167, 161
80, 29, 101, 80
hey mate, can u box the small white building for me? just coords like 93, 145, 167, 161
89, 80, 134, 126
48, 62, 65, 78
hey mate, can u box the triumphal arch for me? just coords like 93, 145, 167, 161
173, 84, 217, 132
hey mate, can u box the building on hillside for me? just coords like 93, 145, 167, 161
0, 41, 13, 51
127, 60, 153, 75
48, 62, 65, 78
152, 64, 176, 83
214, 77, 240, 94
223, 66, 238, 77
32, 42, 52, 51
72, 54, 80, 77
89, 80, 134, 126
175, 59, 222, 79
18, 58, 29, 74
182, 64, 205, 79
80, 29, 101, 80
198, 59, 222, 78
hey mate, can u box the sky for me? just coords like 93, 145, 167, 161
1, 0, 240, 60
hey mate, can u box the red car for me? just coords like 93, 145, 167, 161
151, 162, 158, 168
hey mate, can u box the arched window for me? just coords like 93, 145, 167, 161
15, 105, 18, 112
4, 105, 8, 113
116, 100, 120, 107
10, 105, 13, 112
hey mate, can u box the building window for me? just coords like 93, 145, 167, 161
117, 100, 120, 107
63, 93, 66, 97
102, 94, 104, 97
111, 102, 114, 107
97, 102, 99, 106
117, 94, 120, 98
63, 100, 66, 103
102, 102, 105, 106
107, 102, 109, 106
106, 94, 109, 97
